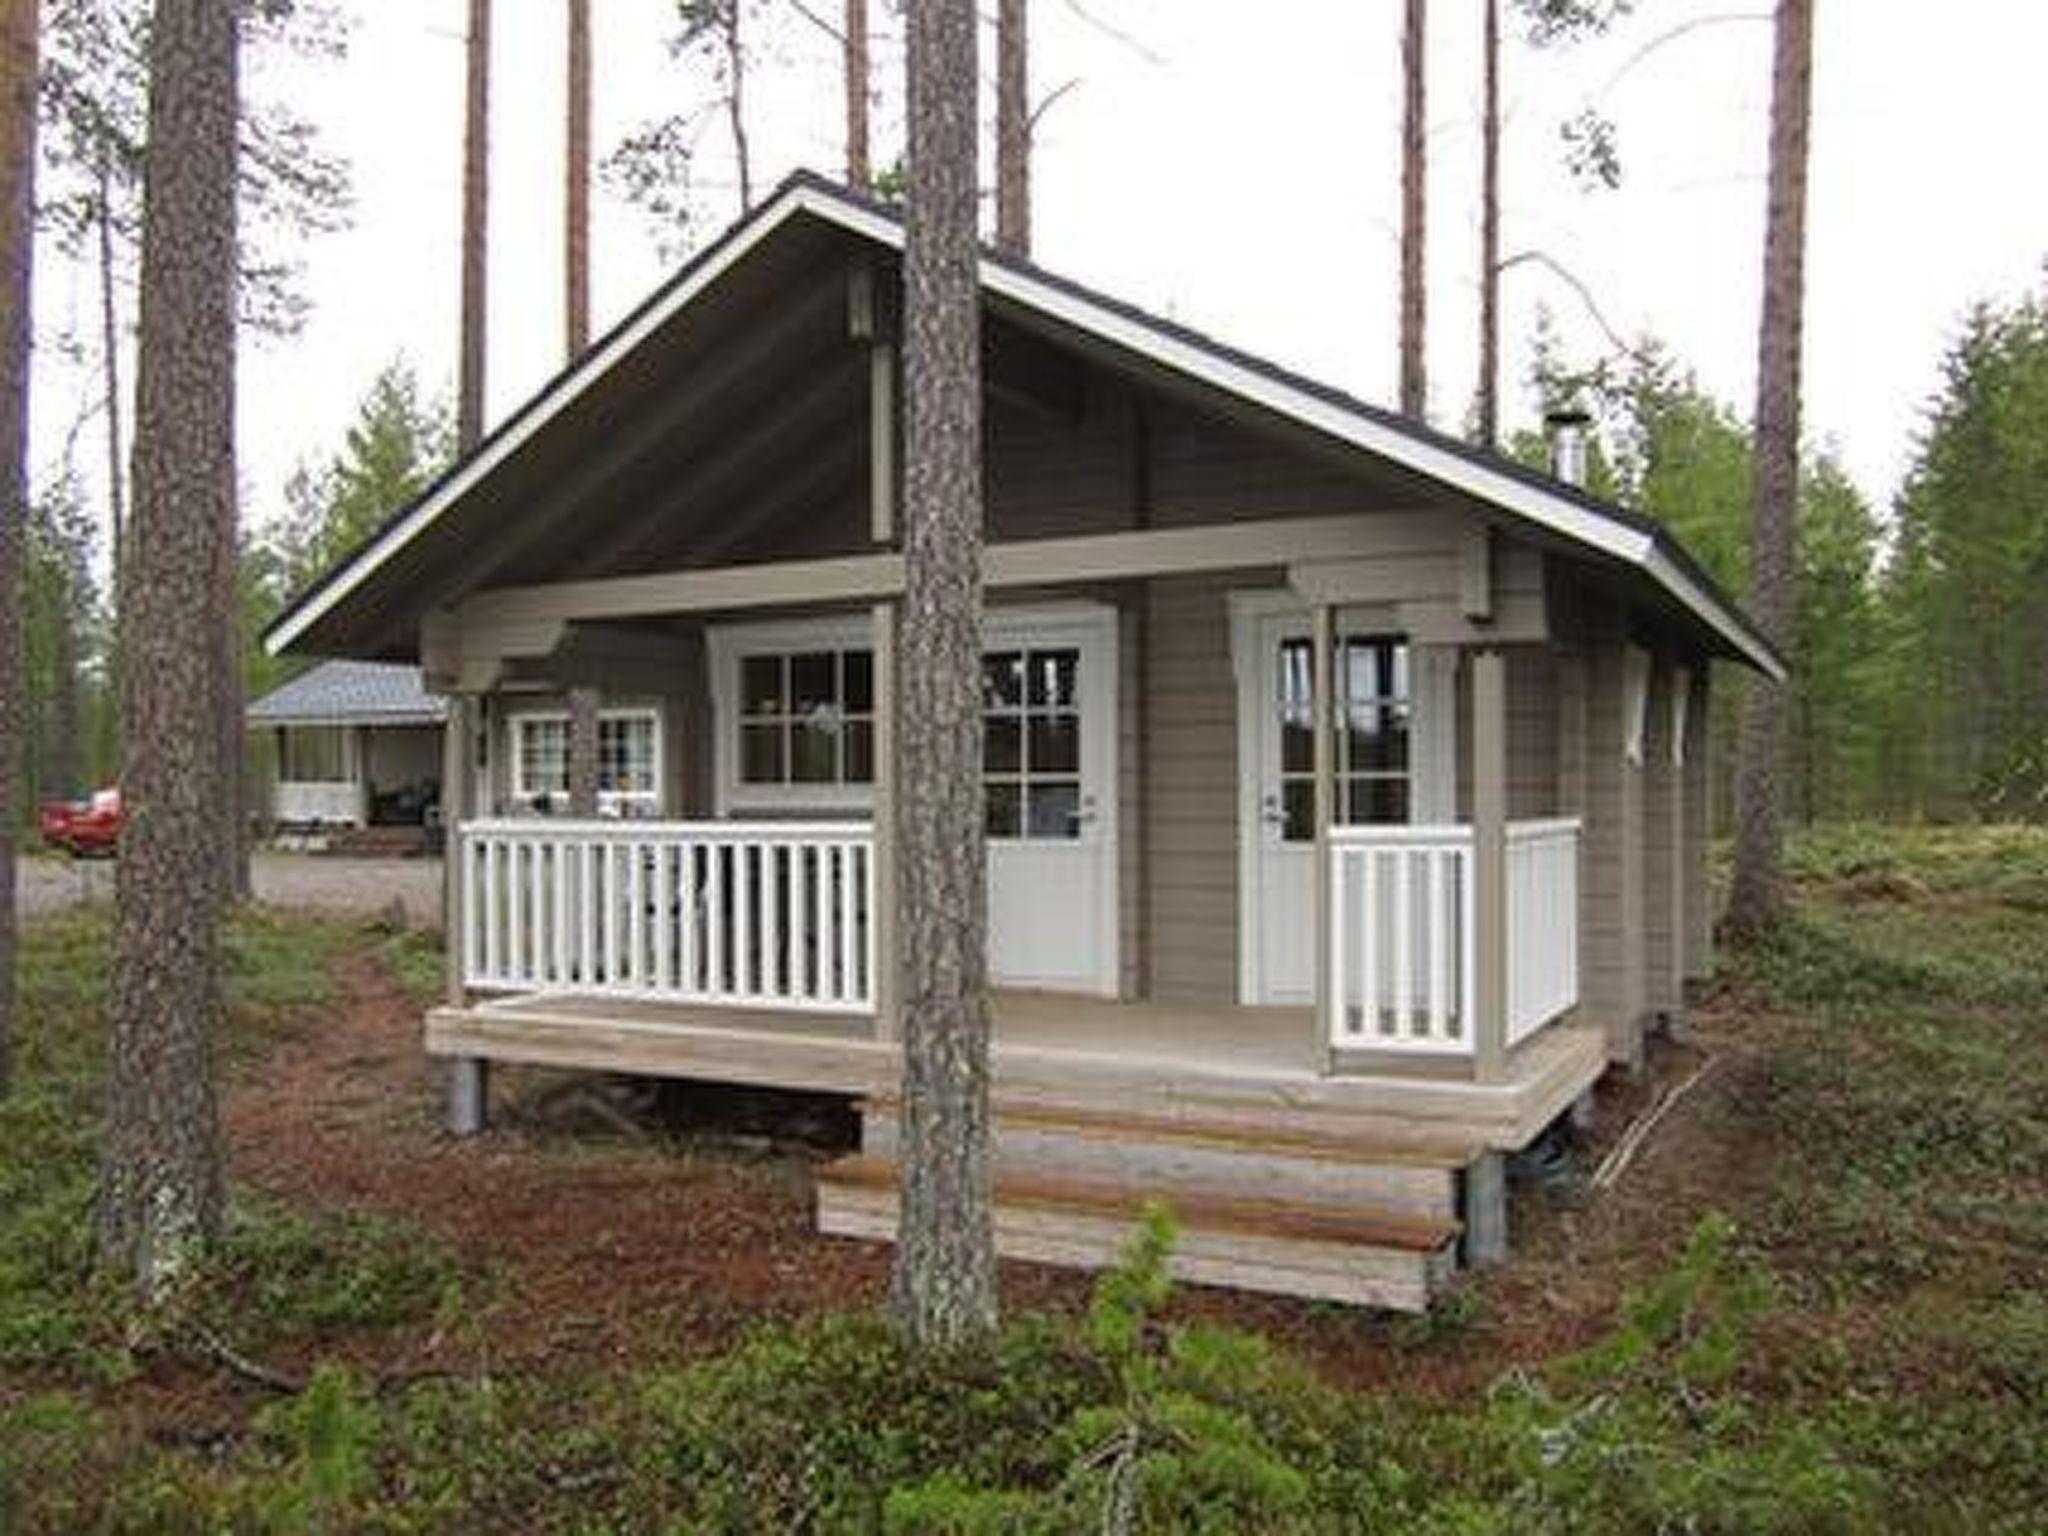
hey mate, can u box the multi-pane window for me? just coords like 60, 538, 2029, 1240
984, 647, 1083, 841
739, 649, 875, 787
512, 711, 659, 809
1277, 634, 1410, 840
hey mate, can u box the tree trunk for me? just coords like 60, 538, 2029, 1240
0, 0, 38, 1103
1725, 0, 1813, 942
565, 0, 589, 358
50, 566, 81, 799
97, 146, 127, 587
995, 0, 1030, 257
567, 686, 599, 817
844, 0, 870, 189
458, 0, 490, 452
892, 0, 996, 1351
724, 6, 753, 213
1399, 0, 1428, 419
1476, 0, 1500, 447
98, 0, 239, 1290
564, 0, 590, 357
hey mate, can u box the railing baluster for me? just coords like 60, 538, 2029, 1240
1427, 848, 1448, 1041
1393, 847, 1414, 1038
836, 843, 855, 1005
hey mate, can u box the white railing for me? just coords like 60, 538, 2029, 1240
459, 819, 876, 1014
1507, 817, 1581, 1045
275, 781, 361, 826
1328, 825, 1476, 1054
1326, 817, 1581, 1057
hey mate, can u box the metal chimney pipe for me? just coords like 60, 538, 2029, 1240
1545, 403, 1593, 489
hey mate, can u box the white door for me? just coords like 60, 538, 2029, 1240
1235, 601, 1449, 1005
984, 608, 1120, 996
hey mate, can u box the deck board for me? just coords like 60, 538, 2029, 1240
428, 989, 1607, 1152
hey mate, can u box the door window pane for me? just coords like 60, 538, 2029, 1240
1028, 715, 1079, 775
1275, 631, 1411, 839
985, 781, 1022, 838
985, 645, 1084, 842
985, 715, 1022, 774
1027, 782, 1081, 840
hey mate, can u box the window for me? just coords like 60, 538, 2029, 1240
1277, 633, 1410, 840
984, 647, 1083, 841
279, 725, 351, 784
738, 649, 875, 788
510, 710, 660, 811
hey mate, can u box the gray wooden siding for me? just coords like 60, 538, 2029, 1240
1683, 668, 1713, 979
1642, 660, 1680, 1016
1118, 587, 1146, 999
1142, 571, 1249, 1002
1580, 627, 1647, 1066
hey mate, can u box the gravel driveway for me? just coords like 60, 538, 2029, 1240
17, 851, 445, 930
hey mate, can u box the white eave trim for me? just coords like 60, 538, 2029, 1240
268, 180, 1784, 682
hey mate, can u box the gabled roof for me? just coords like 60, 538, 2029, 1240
247, 659, 445, 728
266, 171, 1782, 679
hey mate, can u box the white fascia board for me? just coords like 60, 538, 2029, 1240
265, 180, 831, 657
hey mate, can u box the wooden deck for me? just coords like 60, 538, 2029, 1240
427, 989, 1606, 1154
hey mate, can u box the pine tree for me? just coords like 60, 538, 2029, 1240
458, 0, 490, 451
98, 0, 239, 1290
0, 0, 40, 1102
1725, 0, 1813, 941
892, 0, 997, 1351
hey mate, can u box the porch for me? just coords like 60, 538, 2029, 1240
441, 810, 1590, 1117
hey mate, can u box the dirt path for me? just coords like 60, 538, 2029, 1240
221, 952, 1745, 1391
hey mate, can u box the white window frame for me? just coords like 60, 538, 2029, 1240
505, 705, 664, 815
708, 615, 880, 814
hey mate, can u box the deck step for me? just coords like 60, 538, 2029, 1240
815, 1155, 1460, 1312
862, 1098, 1474, 1219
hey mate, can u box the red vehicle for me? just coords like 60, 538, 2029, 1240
38, 787, 123, 858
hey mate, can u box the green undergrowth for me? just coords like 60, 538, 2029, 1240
2, 1209, 1887, 1534
0, 909, 463, 1392
2, 828, 2045, 1530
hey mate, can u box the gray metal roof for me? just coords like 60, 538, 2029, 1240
246, 659, 446, 727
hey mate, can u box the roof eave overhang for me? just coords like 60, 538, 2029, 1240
266, 176, 1785, 683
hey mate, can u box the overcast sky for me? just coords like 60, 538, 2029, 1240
29, 1, 2048, 548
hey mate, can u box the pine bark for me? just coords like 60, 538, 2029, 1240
892, 0, 996, 1351
1399, 0, 1428, 419
98, 0, 239, 1288
1725, 0, 1813, 942
844, 0, 870, 189
568, 687, 599, 817
564, 0, 591, 356
1476, 0, 1500, 447
97, 147, 127, 585
995, 0, 1030, 257
458, 0, 491, 451
0, 0, 38, 1102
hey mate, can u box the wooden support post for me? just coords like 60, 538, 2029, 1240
1311, 602, 1336, 1070
852, 263, 897, 544
871, 600, 900, 1040
1682, 667, 1713, 983
447, 1056, 489, 1137
440, 694, 475, 1005
1472, 648, 1509, 1084
1463, 1151, 1508, 1267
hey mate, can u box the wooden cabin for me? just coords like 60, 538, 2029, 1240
264, 175, 1781, 1311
